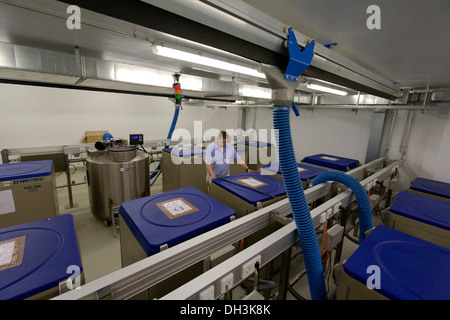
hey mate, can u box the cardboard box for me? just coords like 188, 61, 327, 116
80, 130, 109, 143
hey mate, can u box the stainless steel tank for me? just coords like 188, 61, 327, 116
86, 145, 149, 222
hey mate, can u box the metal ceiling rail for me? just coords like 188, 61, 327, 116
53, 157, 386, 300
54, 0, 402, 100
143, 0, 402, 100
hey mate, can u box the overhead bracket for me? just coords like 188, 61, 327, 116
284, 27, 315, 83
259, 27, 315, 112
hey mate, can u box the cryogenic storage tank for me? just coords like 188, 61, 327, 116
86, 146, 149, 223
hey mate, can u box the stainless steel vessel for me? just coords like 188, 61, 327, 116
86, 146, 149, 223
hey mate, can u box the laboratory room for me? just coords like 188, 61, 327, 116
0, 0, 448, 308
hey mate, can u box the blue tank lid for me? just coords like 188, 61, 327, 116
162, 146, 203, 157
410, 177, 450, 199
119, 187, 236, 256
301, 153, 360, 171
0, 214, 82, 300
343, 226, 450, 300
390, 191, 450, 231
262, 163, 328, 181
237, 141, 272, 147
0, 160, 53, 181
212, 172, 286, 205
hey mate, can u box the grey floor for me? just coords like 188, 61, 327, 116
55, 165, 381, 300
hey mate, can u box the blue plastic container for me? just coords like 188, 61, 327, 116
301, 153, 360, 171
343, 226, 450, 300
119, 186, 236, 256
410, 177, 450, 200
0, 214, 82, 300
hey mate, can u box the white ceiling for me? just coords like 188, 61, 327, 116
0, 0, 448, 93
243, 0, 450, 90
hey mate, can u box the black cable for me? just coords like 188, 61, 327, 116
343, 229, 359, 245
139, 144, 148, 153
246, 278, 277, 292
286, 283, 307, 300
217, 177, 276, 198
150, 171, 162, 186
70, 164, 77, 175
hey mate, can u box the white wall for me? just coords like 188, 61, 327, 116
246, 106, 450, 187
0, 83, 240, 155
384, 109, 450, 186
1, 83, 449, 188
245, 107, 373, 165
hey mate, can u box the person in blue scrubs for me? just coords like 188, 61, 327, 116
205, 131, 254, 184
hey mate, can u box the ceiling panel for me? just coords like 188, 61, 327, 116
243, 0, 450, 89
0, 0, 448, 98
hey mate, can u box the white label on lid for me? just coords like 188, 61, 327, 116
157, 197, 199, 219
320, 156, 340, 161
0, 241, 15, 266
239, 178, 265, 188
162, 199, 192, 216
0, 236, 25, 271
0, 189, 15, 215
298, 167, 308, 173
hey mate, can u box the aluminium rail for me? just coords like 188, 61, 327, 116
53, 157, 395, 300
57, 0, 402, 100
161, 160, 401, 300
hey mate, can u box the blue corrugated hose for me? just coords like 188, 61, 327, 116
311, 171, 373, 243
150, 106, 180, 180
273, 106, 328, 300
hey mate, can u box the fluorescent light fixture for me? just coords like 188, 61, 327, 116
307, 83, 348, 96
239, 84, 272, 99
116, 67, 172, 87
115, 64, 202, 91
152, 44, 266, 79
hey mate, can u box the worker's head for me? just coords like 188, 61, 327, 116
217, 131, 229, 148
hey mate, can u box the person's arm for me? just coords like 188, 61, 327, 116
205, 163, 217, 180
204, 144, 217, 179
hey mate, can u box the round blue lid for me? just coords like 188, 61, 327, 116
212, 172, 286, 204
163, 146, 203, 157
0, 160, 53, 181
0, 215, 82, 300
390, 191, 450, 231
237, 141, 272, 147
343, 226, 450, 300
119, 187, 236, 256
301, 154, 359, 171
411, 177, 450, 199
262, 163, 327, 181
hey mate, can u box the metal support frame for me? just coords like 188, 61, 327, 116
284, 27, 315, 83
161, 160, 400, 300
51, 0, 401, 100
52, 157, 395, 300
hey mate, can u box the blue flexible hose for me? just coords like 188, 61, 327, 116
150, 106, 180, 179
273, 106, 328, 300
310, 171, 373, 243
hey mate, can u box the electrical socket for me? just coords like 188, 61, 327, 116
220, 273, 234, 294
333, 202, 342, 214
326, 208, 333, 219
199, 285, 215, 300
241, 255, 261, 279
